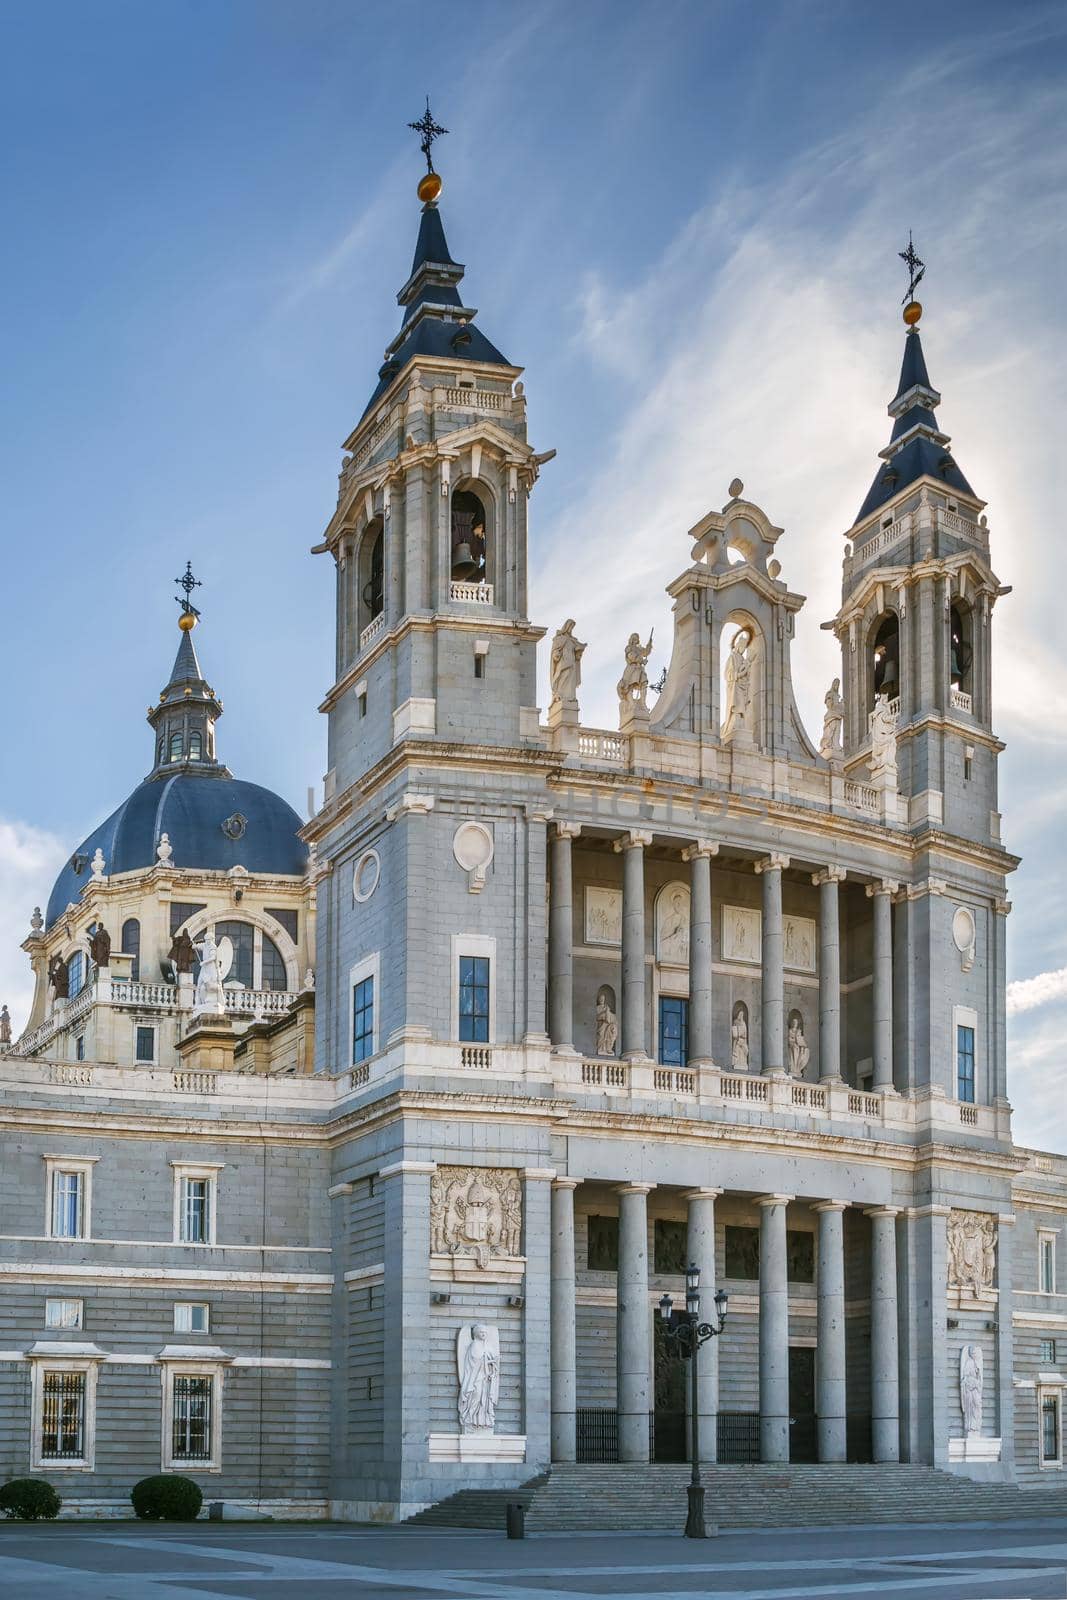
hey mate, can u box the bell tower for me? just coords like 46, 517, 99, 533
830, 245, 1010, 845
314, 112, 550, 804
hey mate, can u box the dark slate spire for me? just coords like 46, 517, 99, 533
146, 569, 227, 779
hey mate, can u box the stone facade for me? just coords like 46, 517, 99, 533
0, 171, 1064, 1518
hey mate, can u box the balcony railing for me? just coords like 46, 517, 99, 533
449, 580, 494, 605
950, 687, 972, 714
359, 611, 387, 652
577, 729, 625, 763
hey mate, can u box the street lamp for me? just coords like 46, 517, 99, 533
658, 1263, 729, 1539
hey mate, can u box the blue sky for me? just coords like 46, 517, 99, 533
1, 1, 1064, 1140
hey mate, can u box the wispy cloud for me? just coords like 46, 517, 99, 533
1008, 968, 1067, 1017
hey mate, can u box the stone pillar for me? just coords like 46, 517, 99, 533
868, 880, 898, 1090
683, 842, 718, 1066
548, 823, 580, 1052
758, 1193, 792, 1462
550, 1178, 581, 1462
814, 1201, 847, 1462
813, 868, 845, 1082
615, 831, 652, 1060
686, 1187, 721, 1462
522, 1168, 554, 1469
380, 1159, 436, 1491
616, 1182, 654, 1462
755, 854, 788, 1075
523, 805, 552, 1045
867, 1205, 901, 1462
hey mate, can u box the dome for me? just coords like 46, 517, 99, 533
46, 773, 308, 928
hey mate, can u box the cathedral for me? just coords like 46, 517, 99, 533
2, 133, 1065, 1524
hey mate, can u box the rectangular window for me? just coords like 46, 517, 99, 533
957, 1024, 976, 1104
41, 1371, 85, 1460
586, 1214, 619, 1272
171, 1374, 213, 1462
458, 955, 490, 1043
1042, 1393, 1061, 1464
352, 976, 375, 1063
135, 1026, 155, 1063
68, 951, 84, 998
474, 654, 485, 679
1041, 1338, 1057, 1365
658, 996, 689, 1066
1041, 1235, 1057, 1295
75, 1036, 85, 1062
51, 1171, 84, 1239
174, 1302, 210, 1334
45, 1299, 83, 1330
180, 1178, 210, 1244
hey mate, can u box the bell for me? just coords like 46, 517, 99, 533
879, 656, 898, 692
451, 541, 480, 581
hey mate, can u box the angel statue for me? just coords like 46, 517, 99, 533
617, 630, 654, 711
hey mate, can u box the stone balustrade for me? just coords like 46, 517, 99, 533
576, 729, 626, 763
449, 579, 494, 605
359, 610, 387, 653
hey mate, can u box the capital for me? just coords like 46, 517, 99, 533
756, 1193, 794, 1209
865, 878, 899, 898
551, 1176, 583, 1192
863, 1205, 902, 1220
682, 1187, 723, 1202
754, 853, 789, 874
812, 866, 847, 887
812, 1200, 849, 1214
553, 821, 582, 841
613, 830, 653, 853
616, 1181, 656, 1196
682, 840, 719, 862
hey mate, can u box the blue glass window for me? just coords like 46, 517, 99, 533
215, 921, 254, 989
353, 976, 374, 1063
658, 996, 689, 1067
957, 1024, 975, 1104
261, 934, 287, 992
121, 918, 141, 982
169, 732, 183, 762
68, 951, 84, 998
136, 1026, 155, 1063
459, 956, 490, 1043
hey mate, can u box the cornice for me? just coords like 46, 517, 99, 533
319, 612, 545, 714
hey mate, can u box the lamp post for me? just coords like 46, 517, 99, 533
658, 1263, 728, 1539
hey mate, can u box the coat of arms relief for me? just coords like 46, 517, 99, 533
946, 1210, 997, 1302
430, 1167, 522, 1272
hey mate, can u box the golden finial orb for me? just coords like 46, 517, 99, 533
903, 299, 923, 327
178, 610, 197, 632
417, 171, 442, 203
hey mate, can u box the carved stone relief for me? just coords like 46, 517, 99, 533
783, 915, 816, 973
585, 886, 622, 947
947, 1210, 997, 1298
430, 1167, 522, 1269
722, 906, 761, 965
453, 822, 494, 895
656, 882, 690, 966
952, 906, 977, 972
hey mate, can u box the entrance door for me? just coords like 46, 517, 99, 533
788, 1346, 817, 1463
653, 1320, 688, 1462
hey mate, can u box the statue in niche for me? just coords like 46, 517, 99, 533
500, 1173, 522, 1257
48, 954, 69, 1000
549, 619, 586, 706
169, 929, 197, 976
457, 1323, 500, 1432
0, 1005, 11, 1046
657, 886, 690, 966
947, 1211, 997, 1298
595, 989, 618, 1058
787, 1012, 811, 1078
617, 630, 654, 711
819, 677, 844, 759
431, 1166, 521, 1269
86, 924, 111, 969
731, 1003, 750, 1071
193, 928, 225, 1014
869, 693, 898, 779
721, 627, 753, 740
959, 1343, 983, 1436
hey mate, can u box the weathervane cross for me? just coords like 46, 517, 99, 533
408, 98, 448, 174
175, 560, 202, 618
899, 232, 926, 306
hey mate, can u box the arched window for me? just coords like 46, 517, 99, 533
169, 731, 183, 762
215, 920, 254, 989
870, 613, 900, 705
450, 489, 488, 585
68, 951, 85, 999
949, 603, 973, 694
189, 730, 202, 760
121, 918, 141, 982
363, 527, 384, 620
261, 934, 287, 992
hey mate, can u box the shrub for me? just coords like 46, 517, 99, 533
0, 1478, 62, 1520
131, 1474, 203, 1521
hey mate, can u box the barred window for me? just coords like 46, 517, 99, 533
41, 1371, 85, 1460
1041, 1338, 1057, 1365
172, 1374, 213, 1462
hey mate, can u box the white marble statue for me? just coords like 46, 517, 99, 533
595, 992, 618, 1058
960, 1343, 983, 1436
156, 832, 173, 865
457, 1323, 500, 1433
869, 694, 897, 779
193, 928, 225, 1014
819, 677, 844, 760
617, 630, 654, 711
731, 1005, 749, 1071
549, 618, 586, 706
721, 627, 753, 740
787, 1014, 811, 1078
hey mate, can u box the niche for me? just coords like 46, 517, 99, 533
949, 602, 973, 694
451, 489, 488, 584
870, 612, 899, 705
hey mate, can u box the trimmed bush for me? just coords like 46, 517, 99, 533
131, 1473, 203, 1521
0, 1478, 62, 1520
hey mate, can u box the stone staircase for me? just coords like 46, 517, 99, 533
405, 1464, 1067, 1533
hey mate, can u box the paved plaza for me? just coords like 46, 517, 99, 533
2, 1520, 1067, 1600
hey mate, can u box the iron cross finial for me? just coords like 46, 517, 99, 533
175, 560, 202, 618
408, 98, 448, 174
899, 232, 926, 305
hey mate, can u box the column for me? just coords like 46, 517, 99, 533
758, 1193, 792, 1462
617, 1182, 654, 1461
683, 842, 718, 1066
868, 880, 898, 1090
615, 831, 652, 1060
813, 1201, 847, 1462
686, 1188, 721, 1462
523, 805, 552, 1043
755, 854, 788, 1075
548, 823, 580, 1052
550, 1178, 581, 1461
522, 1168, 554, 1469
380, 1160, 436, 1484
813, 868, 845, 1082
867, 1205, 901, 1462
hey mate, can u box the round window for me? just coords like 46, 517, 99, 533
353, 849, 381, 904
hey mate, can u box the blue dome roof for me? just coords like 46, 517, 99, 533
47, 773, 308, 928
